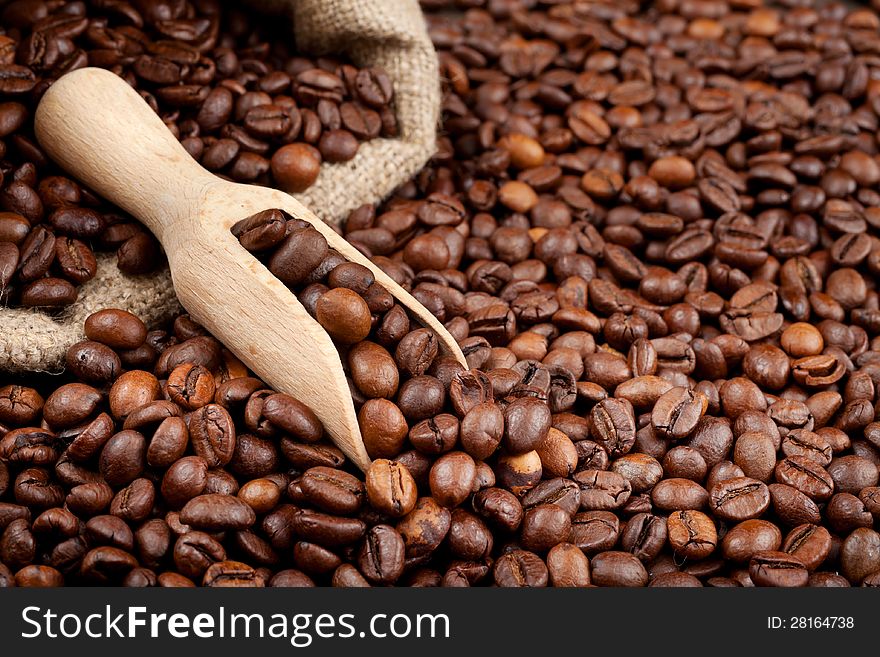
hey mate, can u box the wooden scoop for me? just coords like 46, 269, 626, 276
34, 67, 467, 472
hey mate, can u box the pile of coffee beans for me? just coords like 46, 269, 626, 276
4, 0, 880, 587
0, 0, 393, 308
2, 307, 348, 586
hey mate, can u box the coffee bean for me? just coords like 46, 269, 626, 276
775, 456, 834, 501
749, 551, 809, 587
298, 467, 364, 516
493, 550, 548, 588
365, 459, 417, 518
9, 0, 880, 589
357, 525, 405, 584
189, 404, 235, 467
590, 551, 648, 587
667, 510, 717, 560
575, 470, 632, 511
173, 532, 226, 581
652, 478, 709, 512
841, 528, 880, 584
721, 520, 782, 563
651, 387, 707, 440
396, 497, 450, 558
472, 487, 522, 533
710, 477, 770, 521
546, 543, 591, 587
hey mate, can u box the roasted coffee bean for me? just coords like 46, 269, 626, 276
782, 524, 831, 572
621, 513, 667, 563
651, 387, 706, 440
769, 484, 822, 527
429, 451, 476, 508
365, 459, 417, 518
357, 525, 405, 584
749, 551, 809, 588
667, 510, 717, 560
575, 470, 632, 511
503, 397, 551, 454
841, 528, 880, 584
775, 457, 834, 501
652, 479, 709, 512
174, 532, 226, 581
570, 511, 619, 555
472, 487, 522, 533
298, 467, 364, 516
179, 494, 256, 532
396, 497, 450, 557
590, 398, 636, 457
710, 477, 771, 521
546, 543, 591, 587
590, 551, 648, 587
189, 404, 235, 467
292, 509, 366, 548
493, 550, 548, 588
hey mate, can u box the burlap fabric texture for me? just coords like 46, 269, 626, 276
0, 0, 440, 374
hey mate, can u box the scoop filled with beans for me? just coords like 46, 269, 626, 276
0, 0, 394, 308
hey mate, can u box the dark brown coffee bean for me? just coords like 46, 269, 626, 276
721, 520, 782, 562
575, 470, 632, 510
775, 456, 834, 501
189, 404, 235, 467
590, 551, 648, 587
493, 549, 548, 587
667, 510, 717, 560
710, 477, 770, 521
472, 487, 522, 533
357, 525, 405, 584
173, 531, 226, 580
749, 551, 809, 587
180, 494, 256, 531
298, 466, 364, 515
782, 524, 831, 572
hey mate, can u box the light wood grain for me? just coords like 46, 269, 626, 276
34, 67, 467, 472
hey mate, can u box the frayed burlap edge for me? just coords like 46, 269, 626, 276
0, 253, 181, 374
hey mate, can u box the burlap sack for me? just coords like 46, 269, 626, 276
0, 0, 440, 374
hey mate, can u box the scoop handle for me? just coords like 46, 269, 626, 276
34, 67, 209, 243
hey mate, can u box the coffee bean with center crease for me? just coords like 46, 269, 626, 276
590, 397, 636, 457
357, 525, 405, 584
575, 470, 632, 510
749, 551, 809, 587
621, 513, 668, 563
710, 477, 771, 521
297, 467, 364, 516
189, 404, 235, 467
180, 494, 256, 531
493, 549, 548, 587
651, 387, 707, 440
365, 459, 417, 517
667, 510, 717, 560
174, 531, 226, 581
781, 524, 831, 572
774, 456, 835, 501
203, 561, 263, 588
